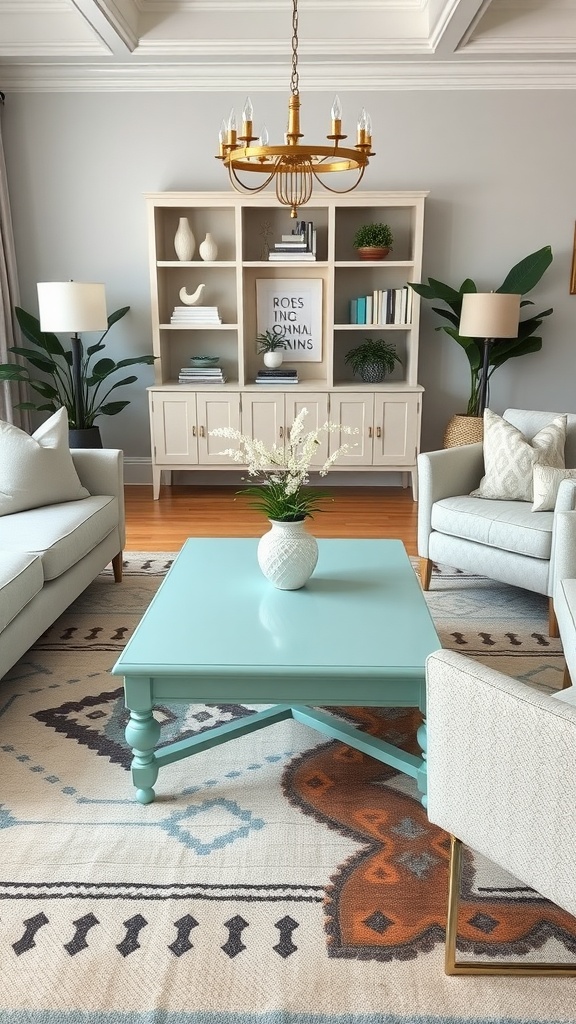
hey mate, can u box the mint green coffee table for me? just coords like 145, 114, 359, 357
111, 538, 440, 805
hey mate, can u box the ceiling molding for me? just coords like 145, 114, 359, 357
2, 0, 576, 91
3, 59, 576, 91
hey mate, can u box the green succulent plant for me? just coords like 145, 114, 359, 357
409, 246, 553, 417
353, 223, 394, 250
0, 305, 155, 428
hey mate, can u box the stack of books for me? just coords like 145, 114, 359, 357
170, 306, 222, 325
178, 366, 227, 384
350, 287, 413, 326
268, 221, 316, 261
255, 368, 299, 385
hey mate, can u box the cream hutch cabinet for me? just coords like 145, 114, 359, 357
146, 190, 427, 499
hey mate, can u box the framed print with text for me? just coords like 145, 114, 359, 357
256, 278, 323, 362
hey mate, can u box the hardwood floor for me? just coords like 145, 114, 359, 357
124, 485, 418, 555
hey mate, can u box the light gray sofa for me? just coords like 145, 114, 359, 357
417, 408, 576, 635
0, 448, 124, 680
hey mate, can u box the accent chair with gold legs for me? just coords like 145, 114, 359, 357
425, 648, 576, 976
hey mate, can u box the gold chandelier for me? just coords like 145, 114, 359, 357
216, 0, 374, 218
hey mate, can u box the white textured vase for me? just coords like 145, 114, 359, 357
174, 217, 195, 261
199, 231, 218, 261
263, 350, 283, 369
257, 519, 319, 590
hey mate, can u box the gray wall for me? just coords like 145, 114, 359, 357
3, 89, 574, 475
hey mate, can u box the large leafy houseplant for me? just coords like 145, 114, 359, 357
0, 305, 155, 428
409, 246, 553, 416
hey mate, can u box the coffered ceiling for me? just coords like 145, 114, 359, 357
1, 0, 576, 91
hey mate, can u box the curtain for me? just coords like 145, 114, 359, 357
0, 92, 30, 429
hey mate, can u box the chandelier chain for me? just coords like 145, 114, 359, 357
290, 0, 299, 96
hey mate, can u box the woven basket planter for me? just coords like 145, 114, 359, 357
443, 414, 484, 448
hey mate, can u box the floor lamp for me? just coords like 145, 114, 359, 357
37, 281, 108, 430
459, 292, 521, 416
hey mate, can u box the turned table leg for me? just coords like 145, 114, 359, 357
125, 706, 161, 804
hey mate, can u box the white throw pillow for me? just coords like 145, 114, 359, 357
470, 408, 567, 502
531, 465, 576, 511
0, 407, 89, 517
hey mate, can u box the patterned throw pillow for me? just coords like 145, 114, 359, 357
532, 465, 576, 512
470, 408, 567, 502
0, 407, 89, 517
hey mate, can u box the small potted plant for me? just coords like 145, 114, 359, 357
345, 338, 402, 383
353, 223, 394, 261
256, 329, 288, 369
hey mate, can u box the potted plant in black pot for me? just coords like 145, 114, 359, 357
0, 305, 155, 447
345, 337, 402, 383
353, 223, 394, 261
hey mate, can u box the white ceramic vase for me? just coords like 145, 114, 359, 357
263, 350, 283, 369
199, 232, 218, 261
257, 519, 319, 590
174, 217, 195, 261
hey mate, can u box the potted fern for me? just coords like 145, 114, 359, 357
345, 338, 402, 383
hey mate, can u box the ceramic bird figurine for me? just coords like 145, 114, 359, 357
179, 283, 206, 305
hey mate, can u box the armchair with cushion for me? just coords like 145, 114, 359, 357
426, 648, 576, 975
417, 408, 576, 636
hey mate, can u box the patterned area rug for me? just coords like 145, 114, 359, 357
0, 551, 574, 1023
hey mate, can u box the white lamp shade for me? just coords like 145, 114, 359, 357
459, 292, 521, 339
37, 282, 108, 333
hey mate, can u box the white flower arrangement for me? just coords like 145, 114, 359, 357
210, 407, 358, 521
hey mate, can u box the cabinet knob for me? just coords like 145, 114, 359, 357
192, 425, 196, 437
279, 425, 284, 439
376, 426, 382, 438
199, 425, 205, 438
368, 426, 373, 438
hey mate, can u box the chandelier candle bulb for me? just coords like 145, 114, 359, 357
241, 96, 254, 141
330, 95, 343, 139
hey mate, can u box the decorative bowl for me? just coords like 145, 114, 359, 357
190, 356, 220, 367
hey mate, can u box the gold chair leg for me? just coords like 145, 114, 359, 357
445, 834, 576, 976
562, 663, 573, 689
549, 598, 559, 638
420, 557, 432, 591
112, 551, 123, 583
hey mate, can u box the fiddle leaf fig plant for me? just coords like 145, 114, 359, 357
0, 305, 155, 428
409, 246, 553, 416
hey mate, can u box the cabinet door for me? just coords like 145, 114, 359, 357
241, 393, 285, 451
151, 392, 198, 465
196, 393, 241, 463
284, 393, 330, 465
372, 393, 419, 466
328, 393, 374, 465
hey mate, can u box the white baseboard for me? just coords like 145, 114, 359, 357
123, 457, 406, 489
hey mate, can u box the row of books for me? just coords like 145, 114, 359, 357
170, 305, 222, 325
178, 367, 227, 384
268, 221, 316, 262
255, 368, 299, 385
350, 287, 414, 326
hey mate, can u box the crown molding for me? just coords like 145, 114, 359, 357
2, 59, 576, 91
